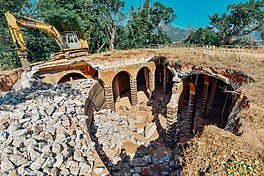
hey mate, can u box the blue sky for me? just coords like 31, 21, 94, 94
30, 0, 250, 29
123, 0, 249, 29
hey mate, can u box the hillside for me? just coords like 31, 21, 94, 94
164, 24, 187, 42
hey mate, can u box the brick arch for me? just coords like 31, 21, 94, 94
155, 62, 174, 94
112, 71, 132, 106
180, 71, 235, 89
57, 71, 88, 84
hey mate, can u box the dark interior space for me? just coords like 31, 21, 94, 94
112, 71, 132, 104
58, 73, 86, 83
177, 74, 235, 143
136, 67, 150, 98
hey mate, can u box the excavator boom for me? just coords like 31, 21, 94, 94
5, 11, 89, 71
4, 12, 30, 71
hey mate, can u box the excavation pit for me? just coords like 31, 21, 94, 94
87, 57, 254, 175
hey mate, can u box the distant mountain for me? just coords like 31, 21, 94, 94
163, 24, 187, 42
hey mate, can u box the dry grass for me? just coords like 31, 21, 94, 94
181, 125, 263, 175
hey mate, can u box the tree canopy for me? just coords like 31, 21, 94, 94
208, 0, 264, 45
0, 0, 176, 70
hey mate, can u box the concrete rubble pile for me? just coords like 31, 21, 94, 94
0, 78, 96, 176
92, 109, 182, 176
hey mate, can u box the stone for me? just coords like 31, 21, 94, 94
132, 132, 148, 144
11, 129, 27, 137
19, 117, 31, 124
28, 147, 41, 161
30, 155, 46, 171
52, 143, 63, 153
0, 154, 15, 173
121, 142, 139, 158
41, 145, 51, 155
50, 167, 59, 176
73, 151, 83, 162
145, 123, 157, 139
94, 167, 104, 175
75, 100, 82, 107
79, 162, 91, 175
9, 154, 28, 167
132, 173, 140, 176
0, 117, 9, 126
134, 167, 141, 173
31, 111, 40, 121
61, 168, 70, 175
54, 96, 64, 104
70, 166, 80, 175
9, 111, 24, 120
152, 148, 172, 165
0, 131, 8, 142
17, 165, 27, 175
42, 157, 56, 169
45, 105, 56, 116
53, 153, 64, 168
129, 158, 147, 167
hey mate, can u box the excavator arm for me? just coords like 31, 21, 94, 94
17, 15, 63, 50
5, 11, 89, 71
5, 11, 30, 71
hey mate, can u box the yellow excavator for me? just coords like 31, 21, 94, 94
5, 11, 89, 71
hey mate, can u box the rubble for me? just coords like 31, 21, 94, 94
91, 103, 182, 175
0, 79, 96, 175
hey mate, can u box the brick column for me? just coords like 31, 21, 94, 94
163, 65, 167, 94
149, 73, 155, 98
146, 69, 149, 90
183, 82, 196, 136
199, 75, 209, 119
206, 79, 217, 117
130, 79, 138, 107
104, 85, 115, 111
166, 81, 182, 148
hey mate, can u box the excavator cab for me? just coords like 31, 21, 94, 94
60, 32, 80, 49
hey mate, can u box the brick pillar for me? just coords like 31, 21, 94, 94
104, 85, 115, 111
206, 79, 217, 117
183, 82, 195, 137
166, 81, 182, 148
113, 76, 120, 102
149, 73, 155, 98
199, 75, 209, 119
146, 69, 149, 90
130, 79, 138, 107
163, 65, 167, 94
193, 75, 209, 131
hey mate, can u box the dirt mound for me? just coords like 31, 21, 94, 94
0, 68, 22, 92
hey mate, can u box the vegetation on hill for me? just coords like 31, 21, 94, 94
163, 24, 187, 42
185, 0, 264, 46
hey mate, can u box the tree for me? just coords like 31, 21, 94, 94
123, 1, 176, 49
93, 0, 126, 51
151, 2, 176, 44
185, 27, 219, 46
208, 1, 264, 45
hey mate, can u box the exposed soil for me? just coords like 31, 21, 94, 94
0, 68, 23, 92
